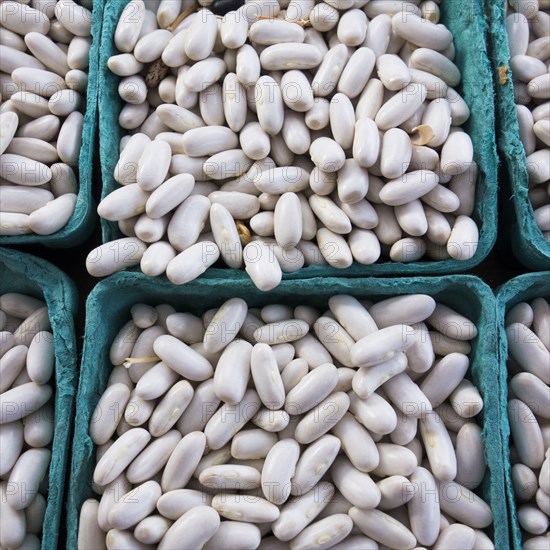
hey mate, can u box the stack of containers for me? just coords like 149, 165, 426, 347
0, 0, 104, 246
488, 0, 550, 270
0, 247, 78, 548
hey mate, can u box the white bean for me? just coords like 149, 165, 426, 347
80, 269, 492, 545
438, 480, 493, 528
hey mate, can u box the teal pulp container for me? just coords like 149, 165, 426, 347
67, 272, 507, 548
0, 247, 78, 549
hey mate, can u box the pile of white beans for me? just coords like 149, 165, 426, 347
78, 293, 495, 549
505, 296, 550, 549
86, 0, 481, 290
0, 0, 92, 236
0, 293, 56, 549
506, 1, 550, 241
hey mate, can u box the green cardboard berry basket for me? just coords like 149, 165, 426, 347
67, 272, 507, 548
0, 0, 104, 247
488, 0, 550, 270
0, 248, 78, 549
496, 272, 550, 550
98, 0, 497, 277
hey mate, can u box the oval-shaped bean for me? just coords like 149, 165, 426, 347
261, 438, 300, 504
508, 398, 545, 469
349, 391, 397, 435
376, 83, 427, 130
176, 379, 220, 435
0, 420, 23, 476
251, 343, 285, 410
260, 43, 322, 71
89, 383, 131, 446
153, 334, 214, 381
0, 382, 52, 424
0, 481, 26, 548
507, 323, 550, 384
108, 480, 162, 530
231, 429, 277, 460
8, 448, 51, 509
333, 412, 380, 472
420, 410, 457, 481
349, 506, 417, 549
212, 493, 280, 522
204, 521, 261, 550
409, 466, 440, 546
200, 464, 261, 491
78, 499, 104, 550
161, 431, 206, 493
244, 241, 282, 291
93, 428, 151, 486
204, 389, 261, 450
290, 513, 353, 550
159, 506, 220, 550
